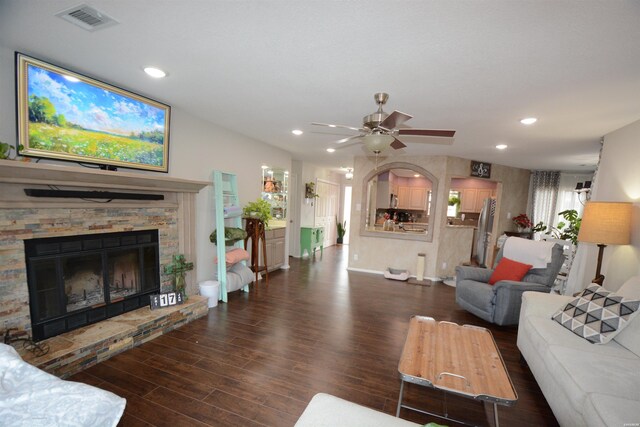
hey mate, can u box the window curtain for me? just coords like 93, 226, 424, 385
531, 171, 561, 227
553, 173, 593, 225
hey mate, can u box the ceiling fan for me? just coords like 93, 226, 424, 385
312, 93, 456, 154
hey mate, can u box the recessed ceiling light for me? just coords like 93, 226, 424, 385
144, 67, 166, 78
261, 165, 269, 169
291, 129, 303, 136
520, 117, 537, 125
326, 148, 336, 153
414, 174, 421, 178
63, 75, 80, 82
496, 144, 508, 150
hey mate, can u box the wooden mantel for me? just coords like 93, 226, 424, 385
0, 159, 209, 193
0, 159, 210, 299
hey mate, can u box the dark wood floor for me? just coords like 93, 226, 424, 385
70, 246, 558, 427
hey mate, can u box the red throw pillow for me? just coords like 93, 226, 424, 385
488, 257, 533, 285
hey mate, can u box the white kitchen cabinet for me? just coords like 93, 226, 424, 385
397, 186, 411, 209
262, 227, 286, 272
409, 187, 427, 209
475, 189, 493, 212
460, 188, 477, 212
397, 186, 428, 210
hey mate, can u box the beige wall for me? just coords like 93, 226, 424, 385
348, 155, 447, 277
438, 157, 530, 276
570, 119, 640, 291
0, 45, 292, 283
348, 154, 530, 278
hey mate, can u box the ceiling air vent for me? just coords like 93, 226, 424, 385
55, 4, 118, 32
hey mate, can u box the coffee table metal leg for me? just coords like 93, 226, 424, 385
396, 380, 405, 417
494, 402, 499, 427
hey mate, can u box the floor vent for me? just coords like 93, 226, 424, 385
55, 4, 118, 32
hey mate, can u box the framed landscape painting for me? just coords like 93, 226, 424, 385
16, 53, 170, 172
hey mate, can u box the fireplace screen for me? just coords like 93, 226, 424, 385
25, 230, 160, 341
63, 253, 104, 312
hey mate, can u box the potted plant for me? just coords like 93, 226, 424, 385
549, 209, 581, 244
242, 198, 272, 227
336, 217, 347, 244
513, 213, 533, 232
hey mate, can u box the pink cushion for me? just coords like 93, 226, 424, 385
489, 257, 533, 285
215, 249, 250, 267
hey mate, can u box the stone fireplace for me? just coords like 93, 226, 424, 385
25, 229, 161, 341
0, 159, 209, 376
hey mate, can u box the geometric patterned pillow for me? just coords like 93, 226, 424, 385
552, 284, 640, 344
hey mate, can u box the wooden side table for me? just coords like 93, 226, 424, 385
244, 217, 268, 285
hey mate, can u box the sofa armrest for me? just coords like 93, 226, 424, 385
493, 280, 550, 293
520, 291, 574, 319
455, 266, 492, 283
492, 281, 552, 325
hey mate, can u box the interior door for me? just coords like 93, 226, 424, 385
315, 179, 339, 247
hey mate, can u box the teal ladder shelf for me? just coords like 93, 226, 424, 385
213, 170, 249, 303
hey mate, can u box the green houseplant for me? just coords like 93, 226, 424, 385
336, 217, 347, 244
243, 198, 272, 227
549, 209, 581, 244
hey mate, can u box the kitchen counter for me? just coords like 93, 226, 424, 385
267, 219, 287, 229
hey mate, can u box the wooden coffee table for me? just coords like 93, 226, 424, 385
396, 316, 517, 426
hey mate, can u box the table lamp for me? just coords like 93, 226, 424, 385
577, 201, 632, 285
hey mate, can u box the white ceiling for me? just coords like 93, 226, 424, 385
2, 0, 640, 173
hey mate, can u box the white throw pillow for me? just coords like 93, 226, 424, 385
613, 276, 640, 356
552, 284, 640, 344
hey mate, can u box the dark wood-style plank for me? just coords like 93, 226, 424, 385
68, 246, 558, 427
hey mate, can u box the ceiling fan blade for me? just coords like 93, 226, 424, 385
379, 110, 412, 130
390, 138, 407, 150
334, 140, 363, 150
402, 135, 454, 146
312, 122, 365, 132
336, 135, 364, 144
398, 129, 456, 138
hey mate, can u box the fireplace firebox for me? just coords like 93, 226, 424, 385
25, 230, 160, 341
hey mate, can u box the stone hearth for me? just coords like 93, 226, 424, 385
20, 295, 208, 378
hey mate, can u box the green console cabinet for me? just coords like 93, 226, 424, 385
300, 227, 324, 257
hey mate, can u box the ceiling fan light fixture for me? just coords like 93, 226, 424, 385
363, 133, 394, 153
345, 168, 353, 180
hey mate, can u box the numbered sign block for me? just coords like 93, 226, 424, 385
149, 292, 184, 310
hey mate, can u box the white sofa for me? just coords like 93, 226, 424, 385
517, 276, 640, 427
295, 393, 419, 427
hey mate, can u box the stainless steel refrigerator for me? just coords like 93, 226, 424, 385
474, 198, 496, 267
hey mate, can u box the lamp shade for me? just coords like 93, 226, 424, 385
577, 201, 632, 245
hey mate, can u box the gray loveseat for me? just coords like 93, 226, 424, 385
455, 242, 564, 325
